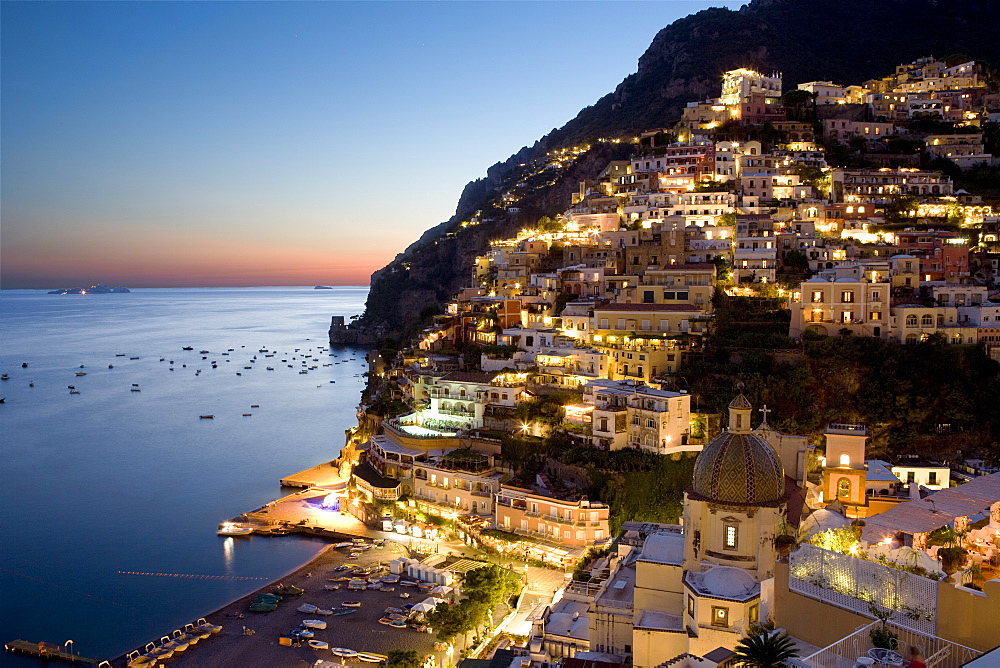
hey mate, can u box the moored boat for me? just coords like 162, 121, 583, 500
308, 640, 330, 650
302, 619, 327, 629
331, 648, 358, 659
297, 603, 318, 613
218, 522, 253, 536
342, 600, 361, 607
195, 618, 222, 634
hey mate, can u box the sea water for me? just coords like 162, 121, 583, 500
0, 286, 369, 664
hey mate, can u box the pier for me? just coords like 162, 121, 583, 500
5, 639, 101, 666
278, 459, 348, 488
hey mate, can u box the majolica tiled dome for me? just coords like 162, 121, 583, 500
691, 429, 785, 505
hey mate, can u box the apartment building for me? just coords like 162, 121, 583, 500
788, 275, 890, 339
495, 484, 610, 547
586, 379, 694, 455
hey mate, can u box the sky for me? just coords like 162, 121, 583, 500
1, 1, 740, 289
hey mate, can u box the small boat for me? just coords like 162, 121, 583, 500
334, 542, 353, 549
131, 388, 141, 392
330, 607, 357, 617
69, 390, 81, 394
378, 618, 393, 625
218, 523, 253, 536
324, 584, 340, 591
332, 648, 358, 659
109, 364, 114, 368
185, 623, 211, 640
399, 592, 410, 599
389, 620, 407, 628
200, 415, 215, 419
116, 353, 127, 357
358, 653, 388, 663
297, 603, 319, 613
130, 356, 139, 360
126, 652, 157, 667
341, 600, 362, 607
302, 619, 327, 629
161, 635, 186, 652
274, 584, 305, 596
384, 607, 403, 614
308, 640, 330, 650
146, 642, 173, 660
21, 363, 28, 368
199, 350, 209, 354
380, 586, 395, 592
75, 372, 87, 376
182, 347, 194, 350
381, 575, 399, 583
195, 618, 222, 635
242, 413, 252, 416
251, 404, 259, 408
315, 608, 334, 615
399, 580, 419, 587
291, 628, 314, 639
333, 565, 350, 571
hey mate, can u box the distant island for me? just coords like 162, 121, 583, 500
313, 285, 333, 289
48, 285, 130, 294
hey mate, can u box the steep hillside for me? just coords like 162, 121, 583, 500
347, 0, 1000, 343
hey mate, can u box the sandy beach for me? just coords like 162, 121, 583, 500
113, 541, 445, 668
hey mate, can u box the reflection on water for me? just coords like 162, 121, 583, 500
0, 287, 368, 663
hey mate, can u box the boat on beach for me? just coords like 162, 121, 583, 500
302, 619, 327, 629
332, 647, 358, 659
308, 639, 330, 650
358, 652, 388, 663
297, 603, 319, 613
341, 600, 362, 607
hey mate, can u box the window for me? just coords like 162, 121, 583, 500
647, 418, 656, 428
921, 314, 934, 326
907, 471, 916, 483
687, 595, 695, 616
841, 290, 855, 303
839, 453, 850, 467
598, 418, 608, 432
749, 604, 760, 625
812, 291, 823, 303
724, 523, 738, 550
871, 290, 881, 302
711, 606, 729, 627
871, 311, 882, 320
838, 478, 851, 498
906, 315, 918, 327
643, 290, 654, 304
928, 471, 938, 485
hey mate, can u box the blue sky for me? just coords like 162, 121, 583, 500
1, 1, 740, 288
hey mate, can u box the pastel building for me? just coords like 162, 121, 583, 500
494, 484, 610, 547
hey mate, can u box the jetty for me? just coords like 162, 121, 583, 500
279, 459, 347, 488
5, 639, 102, 666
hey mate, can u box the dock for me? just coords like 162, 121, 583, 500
279, 459, 349, 488
5, 639, 101, 666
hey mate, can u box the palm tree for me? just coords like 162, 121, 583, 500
733, 631, 800, 667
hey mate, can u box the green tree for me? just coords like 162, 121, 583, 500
426, 602, 467, 643
733, 631, 800, 667
387, 650, 422, 668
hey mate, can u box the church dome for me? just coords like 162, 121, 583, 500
691, 431, 785, 505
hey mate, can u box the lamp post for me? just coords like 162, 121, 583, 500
64, 640, 74, 658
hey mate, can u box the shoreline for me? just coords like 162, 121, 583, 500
109, 542, 337, 666
109, 538, 441, 668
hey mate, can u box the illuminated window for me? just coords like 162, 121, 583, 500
711, 606, 729, 627
688, 595, 695, 616
749, 604, 760, 625
838, 478, 851, 498
839, 453, 850, 467
724, 524, 738, 550
812, 291, 823, 303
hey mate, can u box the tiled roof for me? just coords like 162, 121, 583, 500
691, 432, 785, 505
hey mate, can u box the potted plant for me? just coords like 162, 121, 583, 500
867, 601, 899, 650
774, 534, 797, 560
938, 546, 968, 583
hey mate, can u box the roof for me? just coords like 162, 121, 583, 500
371, 434, 428, 457
638, 531, 685, 565
633, 609, 684, 632
593, 303, 701, 312
684, 566, 760, 601
351, 462, 400, 490
866, 460, 901, 483
439, 370, 498, 384
691, 431, 785, 505
861, 471, 1000, 542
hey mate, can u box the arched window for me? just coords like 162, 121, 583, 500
839, 453, 850, 467
953, 334, 963, 344
459, 389, 466, 397
921, 314, 934, 326
906, 334, 918, 344
906, 315, 918, 327
838, 478, 851, 498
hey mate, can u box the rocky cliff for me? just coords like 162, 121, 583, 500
339, 0, 1000, 346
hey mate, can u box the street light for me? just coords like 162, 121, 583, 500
64, 640, 74, 658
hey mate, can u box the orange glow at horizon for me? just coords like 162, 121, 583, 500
2, 230, 392, 288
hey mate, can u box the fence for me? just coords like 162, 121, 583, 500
797, 619, 981, 668
788, 544, 938, 636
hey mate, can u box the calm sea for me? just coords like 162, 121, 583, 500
0, 286, 369, 664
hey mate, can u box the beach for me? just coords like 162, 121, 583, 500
114, 541, 446, 668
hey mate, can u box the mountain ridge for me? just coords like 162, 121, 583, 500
344, 0, 1000, 344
